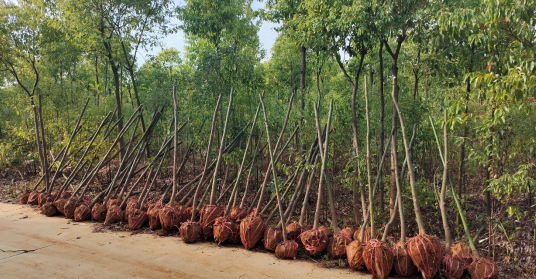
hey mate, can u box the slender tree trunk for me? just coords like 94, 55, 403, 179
300, 45, 306, 153
378, 41, 386, 216
210, 92, 233, 204
392, 91, 425, 234
365, 77, 375, 234
37, 94, 50, 192
110, 61, 125, 160
314, 100, 337, 233
384, 36, 404, 222
31, 97, 47, 192
260, 95, 288, 239
170, 87, 178, 206
191, 94, 222, 219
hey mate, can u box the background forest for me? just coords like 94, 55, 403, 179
1, 0, 535, 278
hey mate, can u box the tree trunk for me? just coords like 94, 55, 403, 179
110, 61, 125, 160
37, 94, 50, 192
378, 41, 386, 216
300, 46, 306, 153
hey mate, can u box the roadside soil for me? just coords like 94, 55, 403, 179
0, 202, 369, 279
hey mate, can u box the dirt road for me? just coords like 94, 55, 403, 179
0, 202, 370, 279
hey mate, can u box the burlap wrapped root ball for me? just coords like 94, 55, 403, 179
468, 257, 498, 279
240, 215, 265, 250
27, 190, 40, 205
147, 203, 163, 230
64, 198, 79, 219
299, 229, 329, 256
407, 233, 443, 279
106, 198, 121, 209
441, 254, 464, 279
38, 192, 53, 207
180, 221, 202, 243
54, 198, 68, 215
104, 205, 124, 224
275, 240, 299, 259
41, 202, 58, 217
159, 205, 181, 231
263, 226, 283, 251
128, 209, 148, 230
286, 223, 303, 241
60, 190, 72, 199
318, 225, 333, 238
74, 204, 91, 221
125, 199, 140, 216
346, 240, 367, 271
229, 206, 248, 222
20, 189, 31, 204
213, 216, 237, 245
200, 205, 224, 240
393, 242, 417, 276
363, 239, 394, 279
328, 232, 353, 259
341, 227, 354, 239
91, 203, 107, 222
354, 226, 373, 243
451, 242, 473, 269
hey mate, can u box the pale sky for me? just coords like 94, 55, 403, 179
137, 0, 280, 64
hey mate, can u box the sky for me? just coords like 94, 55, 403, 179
137, 0, 280, 64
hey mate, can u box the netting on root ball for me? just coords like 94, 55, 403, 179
41, 202, 57, 217
363, 239, 394, 279
239, 215, 265, 250
74, 204, 91, 221
147, 202, 163, 230
20, 190, 31, 204
451, 242, 473, 269
393, 243, 417, 276
286, 223, 303, 241
229, 206, 248, 222
299, 229, 329, 256
213, 216, 237, 245
159, 205, 181, 230
28, 191, 40, 205
407, 233, 443, 279
346, 240, 367, 271
328, 232, 353, 259
91, 203, 107, 222
263, 226, 283, 251
180, 221, 202, 243
468, 257, 498, 279
128, 209, 148, 230
104, 205, 124, 224
200, 205, 224, 240
275, 240, 299, 259
441, 254, 464, 279
54, 199, 68, 215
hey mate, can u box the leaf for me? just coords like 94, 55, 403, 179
506, 206, 516, 217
